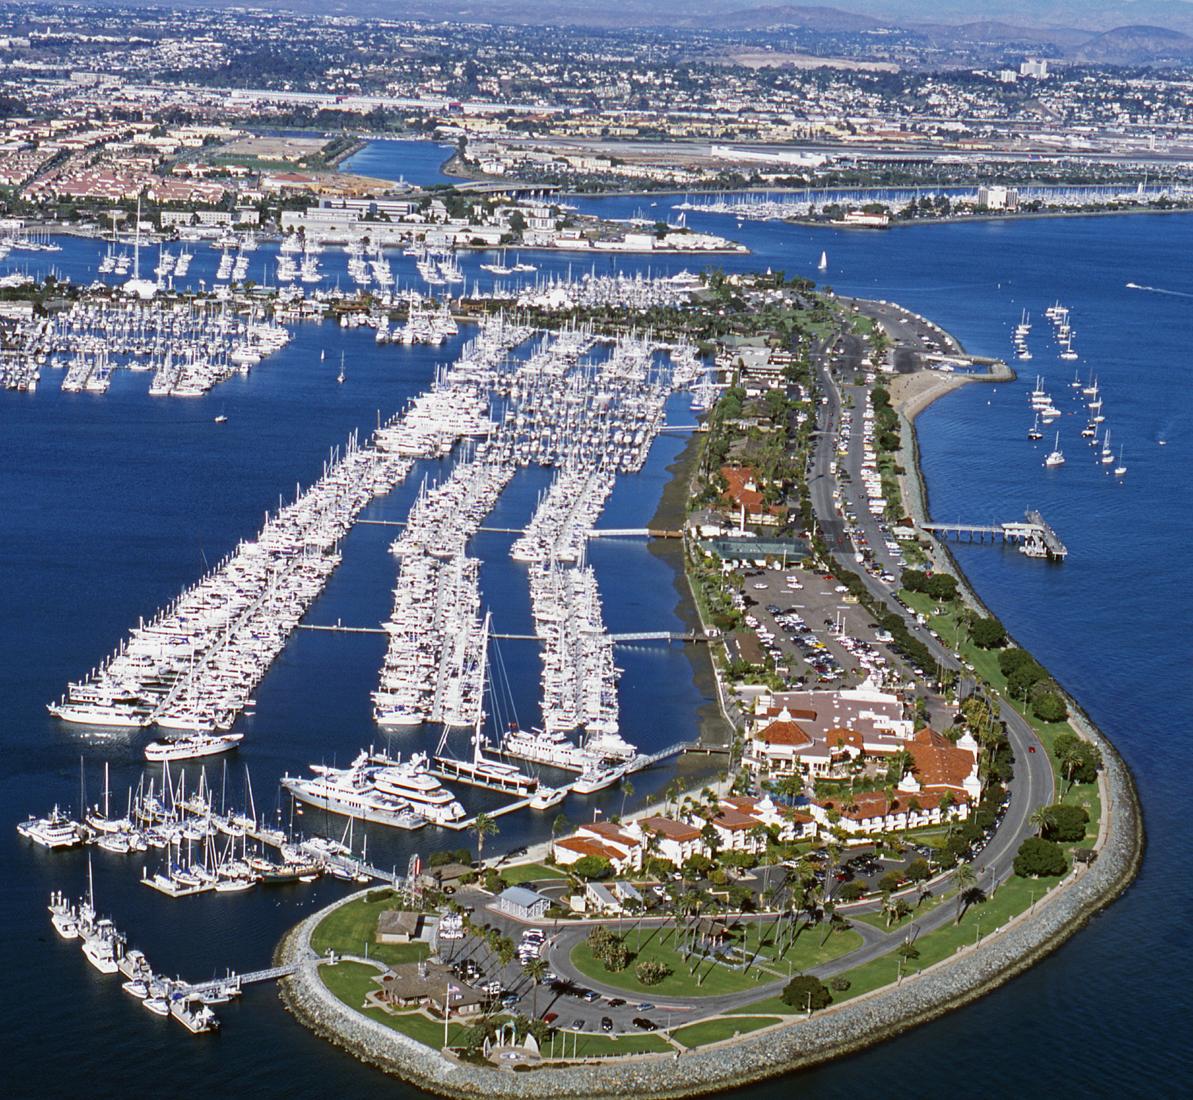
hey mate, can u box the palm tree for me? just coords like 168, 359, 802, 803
619, 778, 635, 820
1029, 806, 1055, 838
953, 862, 976, 924
958, 885, 987, 923
471, 812, 499, 864
1059, 745, 1085, 792
523, 957, 547, 1018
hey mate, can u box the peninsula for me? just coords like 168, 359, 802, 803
275, 276, 1142, 1097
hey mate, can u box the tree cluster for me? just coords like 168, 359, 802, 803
1052, 732, 1103, 788
903, 568, 959, 602
999, 648, 1068, 722
781, 974, 832, 1011
635, 960, 672, 986
587, 926, 631, 972
1014, 836, 1068, 878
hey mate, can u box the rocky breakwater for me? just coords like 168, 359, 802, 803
277, 752, 1141, 1100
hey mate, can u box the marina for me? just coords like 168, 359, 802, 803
0, 172, 1179, 1098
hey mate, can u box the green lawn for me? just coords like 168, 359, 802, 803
549, 1032, 672, 1057
499, 862, 563, 886
672, 1015, 779, 1047
319, 959, 385, 1009
570, 922, 862, 999
310, 893, 430, 967
853, 888, 947, 932
723, 993, 803, 1016
318, 961, 475, 1049
828, 868, 1067, 1004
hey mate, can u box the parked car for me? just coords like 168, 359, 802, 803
633, 1017, 658, 1031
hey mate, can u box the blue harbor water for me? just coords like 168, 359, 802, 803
3, 144, 1191, 1094
338, 139, 460, 186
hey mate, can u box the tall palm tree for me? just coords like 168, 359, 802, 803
524, 957, 547, 1018
619, 778, 635, 820
1059, 745, 1085, 792
953, 862, 976, 924
1029, 806, 1055, 838
471, 812, 499, 864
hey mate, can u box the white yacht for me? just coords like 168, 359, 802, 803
82, 919, 124, 975
529, 786, 568, 810
281, 757, 427, 830
369, 753, 468, 824
1044, 432, 1065, 467
144, 732, 244, 762
18, 806, 85, 849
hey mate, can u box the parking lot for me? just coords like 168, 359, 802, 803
738, 566, 899, 688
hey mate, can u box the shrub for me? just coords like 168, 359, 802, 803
570, 854, 613, 881
635, 960, 672, 986
1013, 837, 1068, 878
837, 880, 867, 902
1031, 688, 1068, 723
829, 976, 851, 992
1043, 803, 1089, 843
970, 616, 1006, 649
781, 975, 832, 1011
905, 858, 932, 882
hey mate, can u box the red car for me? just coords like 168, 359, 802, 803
1028, 746, 1036, 753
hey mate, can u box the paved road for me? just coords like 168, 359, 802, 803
808, 312, 1056, 899
442, 307, 1057, 1036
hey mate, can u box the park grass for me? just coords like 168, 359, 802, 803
499, 862, 562, 886
571, 923, 862, 998
310, 893, 429, 967
552, 1032, 672, 1057
723, 993, 803, 1016
853, 887, 947, 932
319, 959, 384, 1009
672, 1015, 779, 1047
319, 961, 476, 1048
831, 867, 1067, 1003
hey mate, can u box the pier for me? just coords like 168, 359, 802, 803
180, 964, 298, 999
298, 622, 709, 644
921, 509, 1068, 560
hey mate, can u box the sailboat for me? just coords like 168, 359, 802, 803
817, 250, 828, 272
1044, 432, 1065, 467
214, 405, 228, 424
432, 615, 539, 796
1027, 413, 1043, 440
1114, 447, 1127, 477
337, 352, 345, 385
